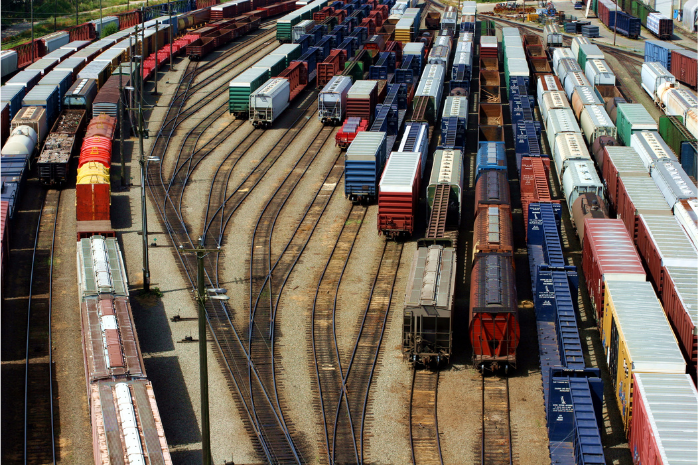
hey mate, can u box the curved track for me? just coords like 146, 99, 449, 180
409, 369, 443, 465
23, 189, 60, 465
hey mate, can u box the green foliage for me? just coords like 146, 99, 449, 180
100, 21, 118, 37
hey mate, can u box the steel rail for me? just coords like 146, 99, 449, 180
409, 369, 443, 465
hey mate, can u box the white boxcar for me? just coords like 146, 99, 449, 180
1, 50, 18, 78
631, 131, 677, 171
318, 75, 352, 125
562, 159, 604, 213
663, 88, 698, 120
41, 31, 70, 53
250, 78, 290, 128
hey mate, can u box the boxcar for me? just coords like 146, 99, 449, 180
402, 245, 456, 365
469, 253, 519, 372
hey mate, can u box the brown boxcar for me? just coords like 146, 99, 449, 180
474, 170, 511, 216
520, 156, 556, 238
670, 49, 698, 89
582, 218, 646, 326
661, 266, 698, 380
469, 253, 519, 372
472, 205, 514, 260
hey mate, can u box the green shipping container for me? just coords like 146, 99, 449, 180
615, 103, 658, 145
229, 68, 270, 115
269, 44, 302, 67
252, 55, 287, 77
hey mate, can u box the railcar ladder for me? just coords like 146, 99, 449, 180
425, 184, 450, 240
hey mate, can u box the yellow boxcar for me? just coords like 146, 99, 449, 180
601, 280, 686, 432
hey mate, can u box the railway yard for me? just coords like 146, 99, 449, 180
2, 0, 698, 464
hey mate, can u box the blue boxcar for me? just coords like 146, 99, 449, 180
508, 75, 530, 100
681, 141, 697, 179
450, 64, 470, 95
644, 40, 685, 71
349, 26, 368, 46
295, 34, 312, 53
22, 84, 59, 127
395, 57, 416, 86
514, 122, 543, 173
475, 142, 507, 180
369, 51, 396, 80
614, 11, 641, 39
337, 38, 357, 60
438, 116, 465, 150
1, 85, 25, 120
295, 48, 318, 76
398, 121, 429, 177
510, 95, 536, 126
371, 105, 398, 134
345, 131, 388, 203
39, 69, 72, 111
314, 36, 332, 59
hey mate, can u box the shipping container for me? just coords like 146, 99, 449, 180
630, 130, 677, 171
616, 104, 659, 145
644, 40, 684, 71
39, 69, 73, 111
601, 280, 686, 431
378, 151, 421, 237
629, 373, 698, 465
1, 85, 25, 121
5, 69, 43, 94
77, 60, 112, 88
1, 50, 18, 78
10, 106, 48, 144
582, 218, 646, 324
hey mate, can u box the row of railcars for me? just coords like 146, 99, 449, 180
539, 28, 698, 465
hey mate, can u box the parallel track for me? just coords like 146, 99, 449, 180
480, 375, 513, 465
409, 369, 442, 465
23, 189, 60, 465
332, 240, 403, 464
310, 205, 367, 464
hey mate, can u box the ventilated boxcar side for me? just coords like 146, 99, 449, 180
403, 245, 455, 365
470, 253, 519, 372
378, 151, 421, 237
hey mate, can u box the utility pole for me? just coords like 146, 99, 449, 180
99, 0, 103, 38
55, 0, 58, 32
169, 2, 175, 71
119, 59, 126, 188
179, 238, 222, 465
76, 0, 78, 27
136, 16, 150, 292
613, 0, 617, 46
31, 0, 34, 63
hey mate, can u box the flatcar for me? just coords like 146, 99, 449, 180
469, 253, 519, 373
402, 245, 455, 366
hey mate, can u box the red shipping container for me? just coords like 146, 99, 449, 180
76, 184, 111, 222
629, 373, 698, 465
582, 218, 646, 326
473, 204, 514, 257
473, 170, 511, 217
469, 253, 519, 370
615, 175, 671, 240
670, 49, 698, 89
378, 151, 421, 237
661, 267, 698, 379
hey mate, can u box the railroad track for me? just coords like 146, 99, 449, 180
410, 369, 443, 465
331, 240, 404, 464
23, 189, 60, 465
310, 205, 367, 464
480, 375, 513, 465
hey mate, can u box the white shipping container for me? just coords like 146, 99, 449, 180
1, 50, 18, 78
564, 72, 592, 100
571, 36, 590, 61
403, 42, 425, 57
630, 131, 677, 171
346, 131, 387, 162
318, 75, 352, 124
507, 58, 529, 77
580, 105, 617, 144
250, 78, 290, 128
641, 62, 675, 102
585, 59, 616, 86
552, 48, 576, 72
540, 91, 570, 123
347, 79, 378, 99
650, 159, 697, 207
562, 159, 604, 212
42, 31, 70, 53
553, 132, 591, 179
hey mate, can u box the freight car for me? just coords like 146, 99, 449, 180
402, 245, 456, 366
378, 151, 422, 237
469, 253, 519, 373
344, 131, 387, 203
37, 110, 86, 186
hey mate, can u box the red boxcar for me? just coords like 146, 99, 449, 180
14, 39, 46, 69
473, 169, 511, 216
116, 10, 142, 31
670, 49, 698, 89
581, 218, 646, 326
277, 60, 307, 101
661, 267, 698, 379
378, 151, 421, 238
472, 204, 513, 258
317, 49, 346, 87
67, 22, 97, 41
615, 175, 671, 240
519, 156, 554, 238
469, 253, 519, 372
346, 81, 378, 124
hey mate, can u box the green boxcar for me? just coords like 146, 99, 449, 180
252, 55, 287, 77
659, 115, 697, 161
269, 44, 302, 67
615, 103, 658, 145
277, 16, 300, 43
229, 68, 270, 115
